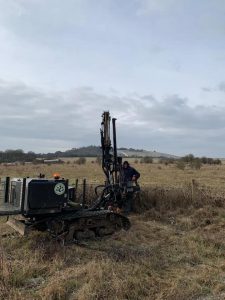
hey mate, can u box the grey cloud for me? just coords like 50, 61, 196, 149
207, 82, 225, 93
202, 82, 225, 93
0, 0, 110, 46
136, 95, 225, 131
0, 80, 225, 156
0, 80, 130, 151
202, 87, 213, 92
0, 0, 89, 31
218, 81, 225, 92
136, 0, 178, 15
141, 95, 155, 101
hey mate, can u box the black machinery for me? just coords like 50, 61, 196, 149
0, 112, 139, 243
94, 111, 140, 212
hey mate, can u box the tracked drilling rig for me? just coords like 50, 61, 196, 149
95, 111, 140, 212
0, 112, 132, 243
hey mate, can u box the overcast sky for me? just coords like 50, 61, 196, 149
0, 0, 225, 156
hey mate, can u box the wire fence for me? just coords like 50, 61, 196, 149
70, 181, 103, 206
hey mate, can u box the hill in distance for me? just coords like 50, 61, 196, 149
117, 148, 178, 159
54, 146, 178, 159
0, 146, 178, 163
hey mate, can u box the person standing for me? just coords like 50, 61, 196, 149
121, 161, 140, 214
122, 161, 140, 183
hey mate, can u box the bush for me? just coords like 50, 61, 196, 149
213, 159, 222, 165
76, 157, 86, 165
182, 154, 194, 163
159, 158, 175, 165
190, 158, 202, 170
140, 156, 153, 164
176, 160, 185, 170
182, 155, 222, 165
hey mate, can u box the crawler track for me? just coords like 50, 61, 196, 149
38, 209, 131, 243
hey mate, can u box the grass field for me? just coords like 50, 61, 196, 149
1, 159, 225, 189
1, 161, 225, 299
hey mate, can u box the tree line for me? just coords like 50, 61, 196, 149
0, 149, 223, 167
0, 149, 37, 163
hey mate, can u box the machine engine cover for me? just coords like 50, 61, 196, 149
25, 180, 68, 214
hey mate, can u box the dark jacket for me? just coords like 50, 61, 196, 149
122, 166, 140, 183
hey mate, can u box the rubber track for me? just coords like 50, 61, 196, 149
45, 210, 131, 243
55, 209, 131, 231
